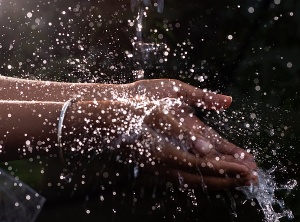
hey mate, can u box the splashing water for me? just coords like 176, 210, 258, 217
59, 97, 188, 181
43, 74, 298, 222
200, 106, 297, 221
0, 0, 298, 221
237, 168, 297, 222
57, 87, 297, 222
132, 41, 169, 78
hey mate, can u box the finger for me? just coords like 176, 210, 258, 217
215, 139, 254, 161
145, 106, 214, 156
144, 165, 252, 191
195, 132, 257, 171
179, 113, 214, 155
159, 142, 252, 178
200, 175, 252, 191
142, 113, 253, 178
182, 114, 257, 169
170, 161, 258, 189
135, 129, 257, 190
213, 139, 257, 170
211, 153, 257, 174
142, 128, 252, 178
172, 170, 252, 191
175, 80, 232, 110
133, 79, 232, 110
191, 140, 257, 173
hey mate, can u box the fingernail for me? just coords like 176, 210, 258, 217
223, 96, 232, 109
195, 139, 213, 155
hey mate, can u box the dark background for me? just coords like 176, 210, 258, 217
0, 0, 299, 221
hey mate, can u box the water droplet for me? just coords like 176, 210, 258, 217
26, 12, 33, 18
248, 7, 255, 13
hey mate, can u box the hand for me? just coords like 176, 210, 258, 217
132, 99, 257, 191
126, 125, 256, 191
182, 113, 256, 170
73, 98, 257, 191
62, 79, 257, 191
129, 79, 256, 167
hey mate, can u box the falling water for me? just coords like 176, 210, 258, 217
130, 0, 168, 81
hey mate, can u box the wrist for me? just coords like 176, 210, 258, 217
59, 100, 134, 167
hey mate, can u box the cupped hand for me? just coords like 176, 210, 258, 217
128, 79, 256, 168
123, 124, 255, 191
67, 79, 258, 191
95, 97, 257, 191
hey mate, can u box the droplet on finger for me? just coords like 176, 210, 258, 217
240, 152, 245, 159
195, 139, 213, 155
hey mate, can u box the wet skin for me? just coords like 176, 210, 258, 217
0, 76, 257, 190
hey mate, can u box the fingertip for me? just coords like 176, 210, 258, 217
223, 95, 232, 109
212, 94, 232, 110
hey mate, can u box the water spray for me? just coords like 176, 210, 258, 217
130, 0, 167, 81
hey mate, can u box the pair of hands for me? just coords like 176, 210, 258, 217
104, 79, 257, 191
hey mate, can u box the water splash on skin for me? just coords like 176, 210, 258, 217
53, 90, 297, 221
59, 97, 187, 181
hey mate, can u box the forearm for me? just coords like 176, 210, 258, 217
0, 76, 133, 102
0, 100, 62, 161
0, 99, 141, 162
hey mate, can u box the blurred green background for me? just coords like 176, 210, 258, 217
0, 0, 299, 221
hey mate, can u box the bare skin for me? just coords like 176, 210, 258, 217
0, 76, 257, 190
0, 76, 231, 107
